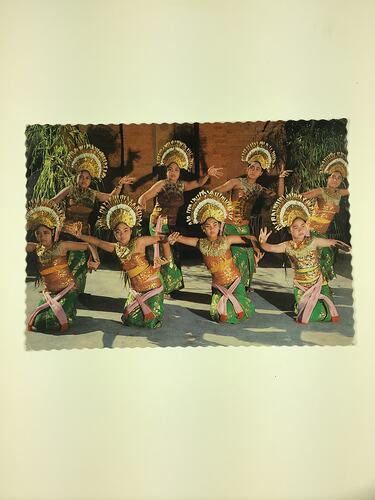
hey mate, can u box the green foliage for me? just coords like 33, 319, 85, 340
25, 125, 88, 200
285, 119, 347, 192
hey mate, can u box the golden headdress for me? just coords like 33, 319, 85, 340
186, 190, 232, 225
319, 152, 348, 178
241, 141, 276, 170
66, 144, 108, 180
156, 140, 194, 171
241, 141, 276, 171
96, 195, 142, 231
26, 199, 65, 231
271, 193, 315, 230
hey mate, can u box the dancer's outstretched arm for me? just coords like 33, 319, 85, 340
168, 232, 199, 248
258, 227, 286, 253
277, 161, 293, 196
214, 177, 241, 193
138, 180, 165, 209
225, 234, 264, 263
184, 167, 223, 191
64, 225, 116, 253
95, 176, 136, 202
50, 186, 70, 204
314, 238, 351, 252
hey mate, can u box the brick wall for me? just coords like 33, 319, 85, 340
79, 121, 286, 199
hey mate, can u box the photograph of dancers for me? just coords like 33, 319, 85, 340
25, 120, 353, 349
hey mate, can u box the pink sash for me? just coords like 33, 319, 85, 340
153, 216, 164, 268
294, 274, 339, 324
27, 282, 75, 332
213, 276, 244, 322
123, 285, 163, 322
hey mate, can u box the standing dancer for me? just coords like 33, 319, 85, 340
66, 196, 170, 329
50, 144, 135, 294
258, 194, 350, 324
168, 191, 255, 324
215, 141, 291, 290
26, 200, 100, 333
138, 140, 223, 296
302, 152, 349, 281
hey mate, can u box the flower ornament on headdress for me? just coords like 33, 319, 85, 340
26, 199, 65, 231
271, 193, 315, 230
66, 144, 108, 180
187, 190, 232, 225
319, 152, 348, 178
156, 140, 194, 171
241, 141, 276, 172
96, 195, 142, 231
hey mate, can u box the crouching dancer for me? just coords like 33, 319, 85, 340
259, 193, 351, 324
168, 191, 256, 323
26, 200, 100, 333
67, 196, 170, 329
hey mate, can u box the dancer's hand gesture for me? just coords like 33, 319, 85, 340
207, 166, 224, 179
259, 227, 272, 245
65, 221, 83, 238
88, 259, 100, 272
254, 248, 265, 264
278, 161, 293, 178
334, 240, 351, 253
118, 175, 136, 185
154, 256, 170, 268
168, 232, 180, 245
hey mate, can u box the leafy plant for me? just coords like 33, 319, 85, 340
25, 125, 88, 200
284, 119, 347, 192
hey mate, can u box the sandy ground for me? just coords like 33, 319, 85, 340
25, 253, 355, 350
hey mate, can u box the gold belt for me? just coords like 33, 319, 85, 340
40, 264, 69, 276
210, 259, 233, 274
127, 263, 150, 278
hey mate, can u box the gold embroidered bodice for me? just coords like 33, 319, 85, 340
114, 239, 161, 292
151, 180, 185, 227
198, 237, 240, 286
308, 187, 341, 234
63, 186, 96, 234
36, 242, 75, 292
229, 178, 276, 225
285, 237, 323, 287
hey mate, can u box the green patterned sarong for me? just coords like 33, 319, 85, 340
121, 287, 164, 329
32, 289, 78, 333
293, 284, 336, 322
210, 280, 255, 324
149, 221, 184, 294
67, 250, 89, 294
223, 223, 255, 289
310, 230, 335, 282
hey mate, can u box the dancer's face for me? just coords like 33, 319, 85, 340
327, 171, 343, 189
246, 161, 263, 181
113, 222, 131, 245
290, 218, 307, 242
35, 225, 53, 247
77, 170, 92, 189
166, 163, 180, 182
202, 217, 220, 239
